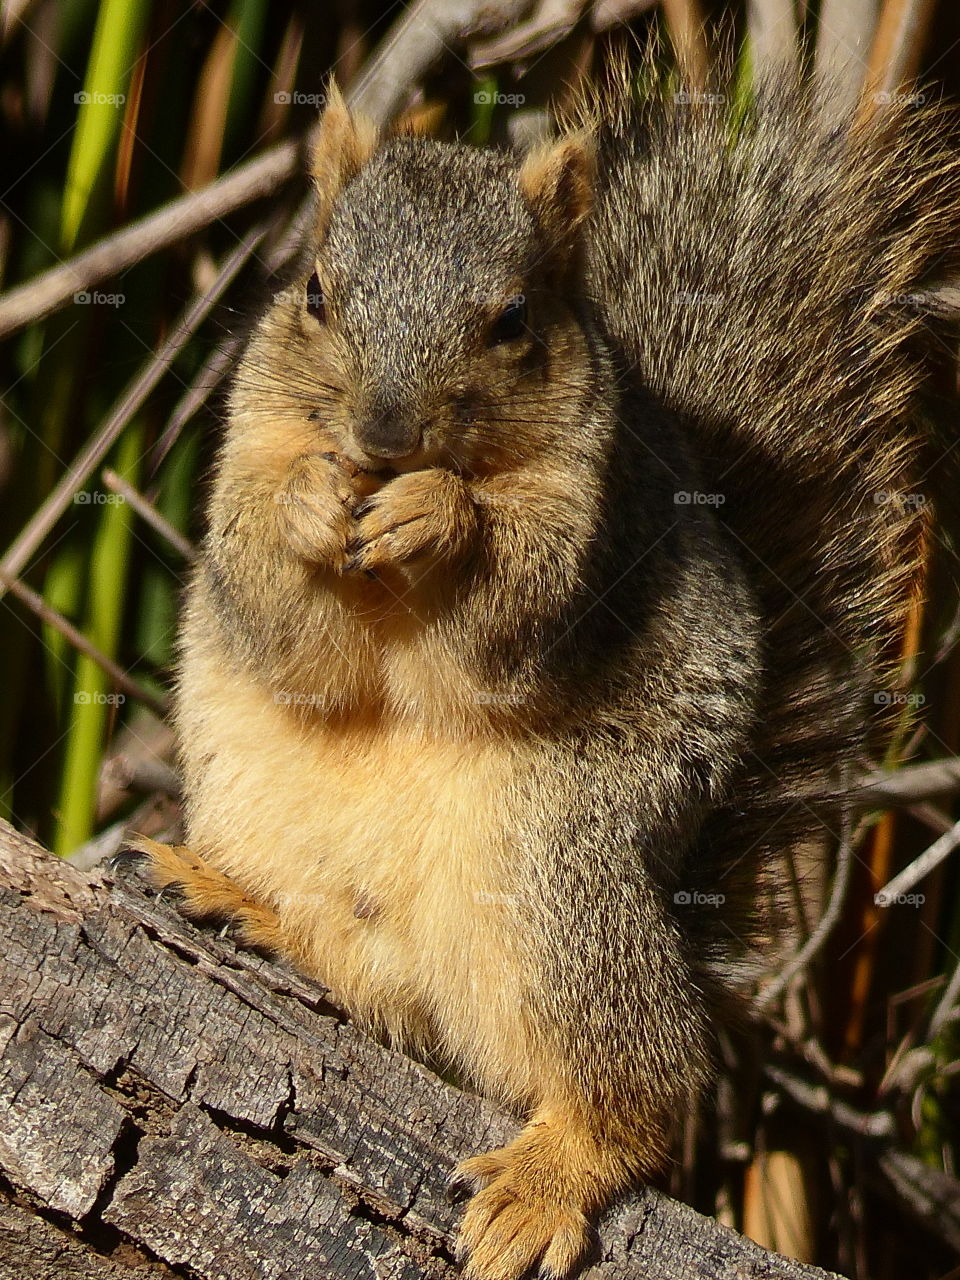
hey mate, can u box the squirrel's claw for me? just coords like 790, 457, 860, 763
106, 845, 147, 874
448, 1157, 504, 1203
450, 1148, 510, 1197
348, 514, 425, 574
446, 1168, 483, 1205
342, 551, 378, 578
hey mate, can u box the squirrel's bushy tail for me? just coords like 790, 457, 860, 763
585, 74, 960, 958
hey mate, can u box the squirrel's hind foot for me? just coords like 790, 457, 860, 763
452, 1107, 629, 1280
123, 836, 288, 955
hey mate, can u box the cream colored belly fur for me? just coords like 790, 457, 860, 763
175, 621, 544, 1107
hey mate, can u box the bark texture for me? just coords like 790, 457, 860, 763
0, 819, 844, 1279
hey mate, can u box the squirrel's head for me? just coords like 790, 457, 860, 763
251, 83, 598, 477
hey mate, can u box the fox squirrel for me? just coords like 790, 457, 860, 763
131, 72, 960, 1279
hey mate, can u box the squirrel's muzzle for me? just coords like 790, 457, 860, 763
353, 404, 423, 460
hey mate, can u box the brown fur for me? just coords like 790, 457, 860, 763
133, 72, 960, 1280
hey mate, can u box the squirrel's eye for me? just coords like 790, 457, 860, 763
488, 295, 527, 346
305, 271, 326, 324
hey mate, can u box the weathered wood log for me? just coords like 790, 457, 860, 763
0, 819, 844, 1279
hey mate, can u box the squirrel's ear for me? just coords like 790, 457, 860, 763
518, 133, 595, 259
310, 80, 378, 239
392, 101, 445, 138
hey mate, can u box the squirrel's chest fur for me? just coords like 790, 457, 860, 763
175, 590, 541, 1096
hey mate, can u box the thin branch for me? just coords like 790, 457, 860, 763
876, 1149, 960, 1254
755, 801, 857, 1011
348, 0, 534, 124
471, 0, 586, 68
763, 1063, 895, 1138
747, 0, 799, 73
854, 758, 960, 808
101, 469, 196, 561
660, 0, 710, 91
766, 1064, 960, 1253
903, 801, 957, 838
591, 0, 658, 34
148, 203, 308, 474
65, 817, 132, 872
0, 571, 168, 718
148, 336, 243, 473
0, 142, 299, 340
875, 817, 960, 905
862, 0, 938, 103
930, 956, 960, 1037
815, 0, 879, 114
98, 751, 181, 802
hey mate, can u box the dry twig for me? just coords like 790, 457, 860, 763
101, 469, 196, 561
0, 571, 168, 717
875, 817, 960, 905
0, 145, 298, 340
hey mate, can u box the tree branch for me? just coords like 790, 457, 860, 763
0, 819, 844, 1279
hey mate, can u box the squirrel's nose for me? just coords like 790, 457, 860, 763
353, 411, 422, 460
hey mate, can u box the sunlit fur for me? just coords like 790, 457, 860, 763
134, 76, 960, 1280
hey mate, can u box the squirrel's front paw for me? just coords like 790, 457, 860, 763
277, 452, 356, 570
345, 468, 477, 579
123, 836, 288, 954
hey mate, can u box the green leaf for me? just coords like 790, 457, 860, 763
61, 0, 148, 250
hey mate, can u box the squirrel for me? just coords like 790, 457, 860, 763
130, 69, 960, 1280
